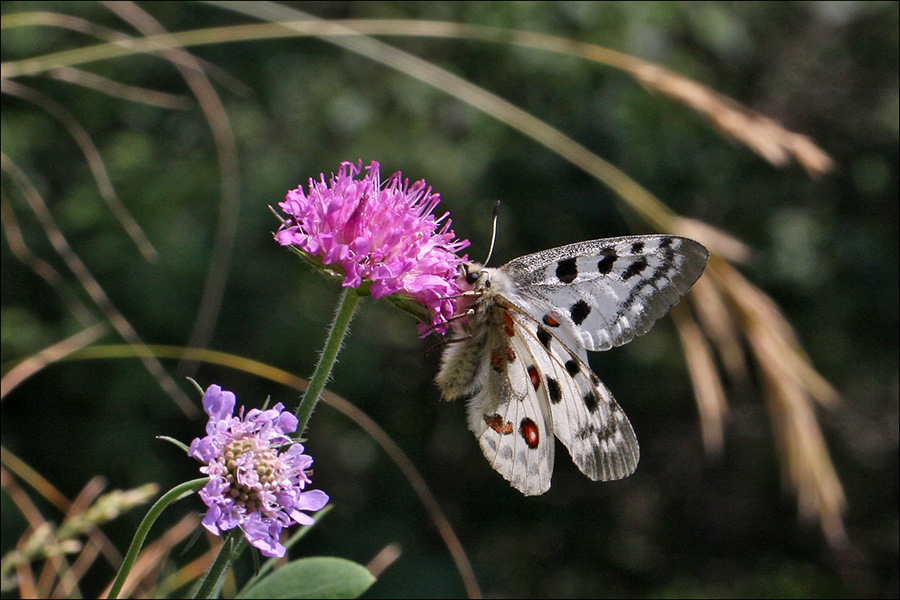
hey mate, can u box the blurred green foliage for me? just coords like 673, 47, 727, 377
1, 2, 897, 598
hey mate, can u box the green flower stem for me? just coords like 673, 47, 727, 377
193, 529, 247, 599
108, 478, 207, 599
189, 289, 358, 599
295, 287, 360, 433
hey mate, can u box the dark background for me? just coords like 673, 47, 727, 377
2, 2, 897, 598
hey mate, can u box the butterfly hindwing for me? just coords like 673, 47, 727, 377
505, 303, 639, 482
465, 308, 554, 495
501, 235, 709, 351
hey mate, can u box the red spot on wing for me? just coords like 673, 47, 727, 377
485, 414, 513, 435
484, 414, 502, 432
491, 343, 516, 371
543, 314, 560, 327
503, 311, 515, 337
527, 366, 540, 390
519, 418, 540, 449
491, 348, 505, 371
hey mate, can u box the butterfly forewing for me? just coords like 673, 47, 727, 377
501, 236, 709, 351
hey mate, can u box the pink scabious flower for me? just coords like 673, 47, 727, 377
275, 160, 469, 335
188, 385, 328, 558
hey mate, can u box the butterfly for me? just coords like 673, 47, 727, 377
435, 234, 709, 495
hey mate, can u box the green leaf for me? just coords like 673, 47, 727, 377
238, 557, 375, 599
155, 435, 190, 453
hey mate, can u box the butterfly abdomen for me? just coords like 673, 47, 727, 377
435, 328, 490, 401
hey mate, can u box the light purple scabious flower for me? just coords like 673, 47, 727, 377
275, 160, 469, 335
188, 385, 329, 558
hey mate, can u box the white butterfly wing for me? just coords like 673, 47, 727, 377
503, 305, 639, 481
465, 316, 554, 495
500, 235, 709, 351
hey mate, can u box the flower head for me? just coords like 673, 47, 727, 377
188, 385, 328, 558
275, 160, 469, 334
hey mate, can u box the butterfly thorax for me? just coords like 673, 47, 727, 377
434, 262, 517, 401
456, 262, 523, 334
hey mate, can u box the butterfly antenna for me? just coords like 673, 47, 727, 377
483, 200, 501, 266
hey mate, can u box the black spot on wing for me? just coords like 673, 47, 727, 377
537, 325, 551, 348
583, 389, 599, 413
597, 248, 617, 274
547, 377, 562, 404
570, 300, 591, 325
564, 359, 580, 376
577, 423, 599, 440
622, 257, 648, 280
556, 258, 578, 283
631, 241, 644, 253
